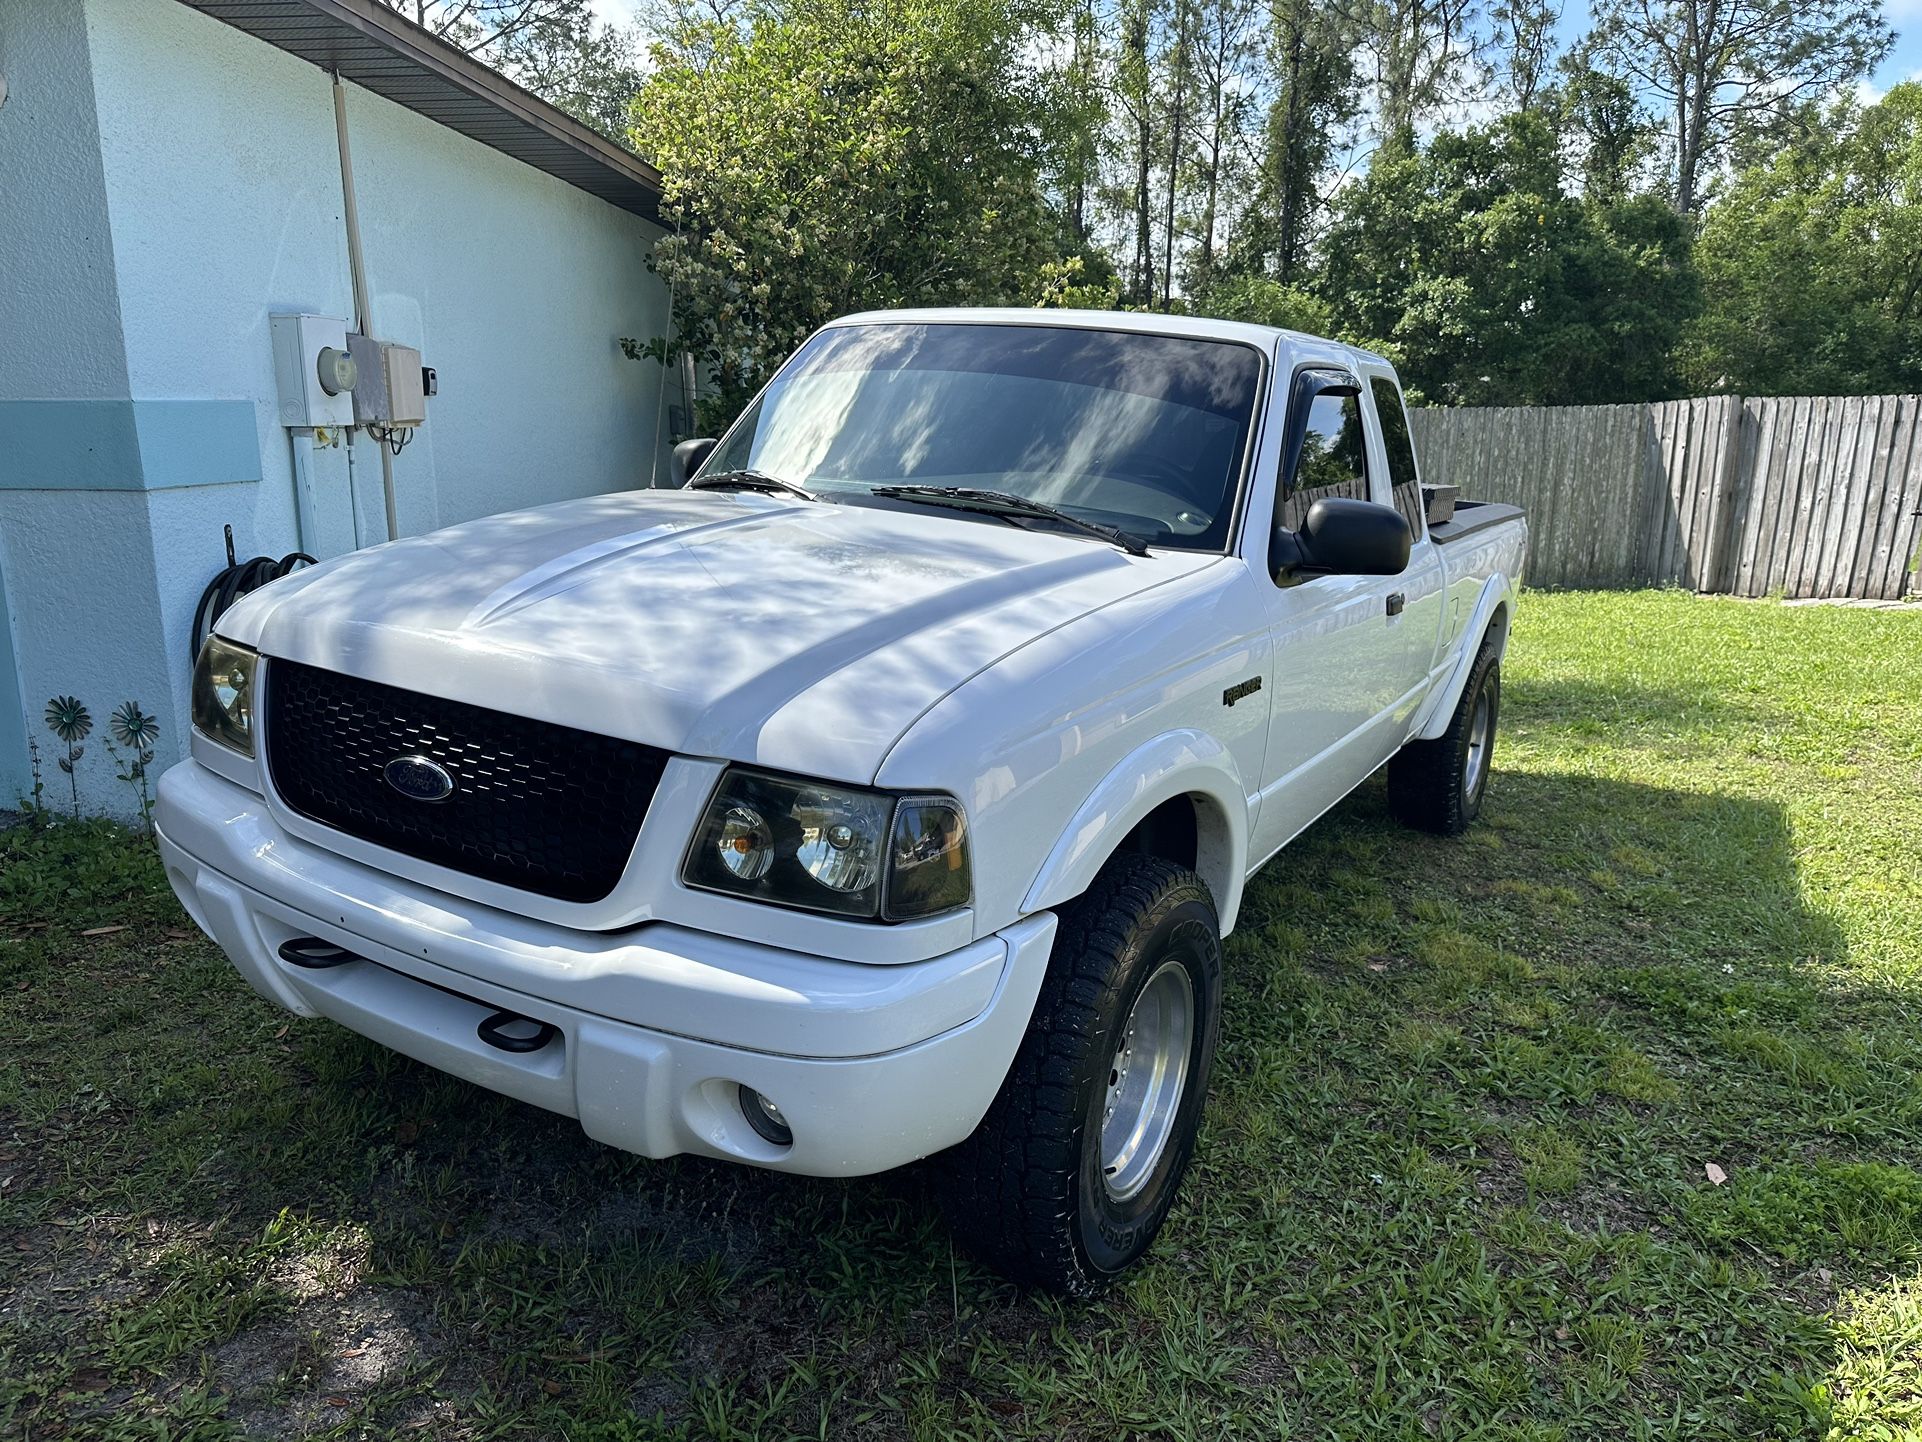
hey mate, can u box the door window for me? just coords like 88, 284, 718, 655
1278, 391, 1368, 532
1370, 377, 1425, 539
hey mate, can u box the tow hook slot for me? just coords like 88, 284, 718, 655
278, 937, 360, 969
477, 1009, 558, 1054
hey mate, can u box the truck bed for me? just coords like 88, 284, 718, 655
1429, 500, 1525, 546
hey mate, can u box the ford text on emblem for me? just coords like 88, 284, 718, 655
383, 754, 455, 802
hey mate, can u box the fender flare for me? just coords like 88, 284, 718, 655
1021, 729, 1251, 933
1413, 574, 1516, 741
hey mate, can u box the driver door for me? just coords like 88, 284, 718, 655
1246, 381, 1415, 863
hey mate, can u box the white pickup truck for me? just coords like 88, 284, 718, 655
157, 308, 1525, 1296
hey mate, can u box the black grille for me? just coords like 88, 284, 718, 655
265, 660, 668, 903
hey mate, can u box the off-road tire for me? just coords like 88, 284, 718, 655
1387, 638, 1501, 835
936, 855, 1222, 1298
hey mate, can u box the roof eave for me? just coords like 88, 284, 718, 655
177, 0, 663, 220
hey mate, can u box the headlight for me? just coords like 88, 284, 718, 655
683, 768, 970, 921
190, 637, 257, 756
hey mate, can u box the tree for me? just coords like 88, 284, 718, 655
1115, 0, 1162, 304
628, 0, 1076, 428
1183, 0, 1264, 286
1357, 0, 1482, 152
1159, 0, 1199, 310
1318, 112, 1696, 404
1589, 0, 1890, 214
1215, 0, 1357, 285
1684, 83, 1922, 395
1059, 0, 1107, 245
377, 0, 642, 135
491, 9, 644, 135
1490, 0, 1559, 115
1197, 274, 1402, 366
1555, 52, 1659, 201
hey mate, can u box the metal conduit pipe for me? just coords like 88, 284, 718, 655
332, 70, 400, 545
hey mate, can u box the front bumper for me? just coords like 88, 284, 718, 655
155, 760, 1057, 1176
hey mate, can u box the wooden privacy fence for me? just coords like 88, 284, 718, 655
1410, 395, 1922, 599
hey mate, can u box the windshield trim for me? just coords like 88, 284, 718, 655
695, 318, 1273, 559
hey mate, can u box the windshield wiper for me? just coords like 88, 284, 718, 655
870, 486, 1151, 557
687, 468, 821, 502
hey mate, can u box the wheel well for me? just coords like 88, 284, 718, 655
1045, 787, 1241, 931
1115, 795, 1200, 874
1483, 601, 1511, 658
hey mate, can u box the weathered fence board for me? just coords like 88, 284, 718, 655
1411, 394, 1922, 599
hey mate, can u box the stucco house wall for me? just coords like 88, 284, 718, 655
0, 0, 674, 814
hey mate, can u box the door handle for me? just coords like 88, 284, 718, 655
1386, 592, 1406, 617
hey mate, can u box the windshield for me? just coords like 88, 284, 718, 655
700, 323, 1265, 551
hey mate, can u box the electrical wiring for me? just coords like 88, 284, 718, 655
367, 422, 413, 457
190, 525, 315, 667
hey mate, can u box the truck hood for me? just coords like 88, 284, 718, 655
224, 489, 1217, 781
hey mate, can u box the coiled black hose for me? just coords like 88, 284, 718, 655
190, 525, 315, 666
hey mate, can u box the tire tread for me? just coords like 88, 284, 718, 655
937, 855, 1216, 1296
1388, 639, 1501, 836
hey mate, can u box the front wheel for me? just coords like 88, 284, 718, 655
936, 855, 1222, 1297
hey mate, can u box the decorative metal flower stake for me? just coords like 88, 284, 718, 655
109, 701, 161, 834
44, 696, 93, 816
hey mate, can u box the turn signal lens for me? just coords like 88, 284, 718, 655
885, 798, 971, 919
715, 805, 774, 880
190, 637, 257, 757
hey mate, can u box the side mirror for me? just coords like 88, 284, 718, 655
1274, 497, 1410, 578
672, 437, 718, 487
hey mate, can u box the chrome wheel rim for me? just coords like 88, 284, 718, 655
1099, 959, 1195, 1202
1465, 688, 1493, 798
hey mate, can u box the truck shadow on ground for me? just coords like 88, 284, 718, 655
9, 761, 1918, 1438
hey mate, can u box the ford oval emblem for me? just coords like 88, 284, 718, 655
383, 754, 455, 803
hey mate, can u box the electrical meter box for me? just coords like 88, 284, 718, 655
270, 314, 356, 429
347, 334, 427, 428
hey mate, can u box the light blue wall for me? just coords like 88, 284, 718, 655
0, 0, 128, 403
0, 0, 673, 816
85, 0, 675, 536
0, 395, 258, 813
0, 0, 158, 810
339, 75, 674, 528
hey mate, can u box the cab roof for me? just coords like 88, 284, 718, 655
827, 307, 1393, 376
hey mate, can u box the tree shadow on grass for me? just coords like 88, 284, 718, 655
4, 765, 1919, 1439
1503, 672, 1776, 738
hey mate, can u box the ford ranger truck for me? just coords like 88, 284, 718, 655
157, 308, 1526, 1297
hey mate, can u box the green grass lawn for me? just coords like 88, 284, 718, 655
4, 589, 1922, 1441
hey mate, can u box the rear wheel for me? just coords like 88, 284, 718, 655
936, 855, 1221, 1297
1388, 638, 1501, 835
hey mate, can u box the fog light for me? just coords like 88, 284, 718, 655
738, 1084, 793, 1146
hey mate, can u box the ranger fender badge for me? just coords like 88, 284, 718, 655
1222, 677, 1262, 707
383, 754, 456, 802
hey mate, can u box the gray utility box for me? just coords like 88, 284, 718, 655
270, 313, 356, 429
347, 333, 427, 427
1422, 484, 1459, 526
